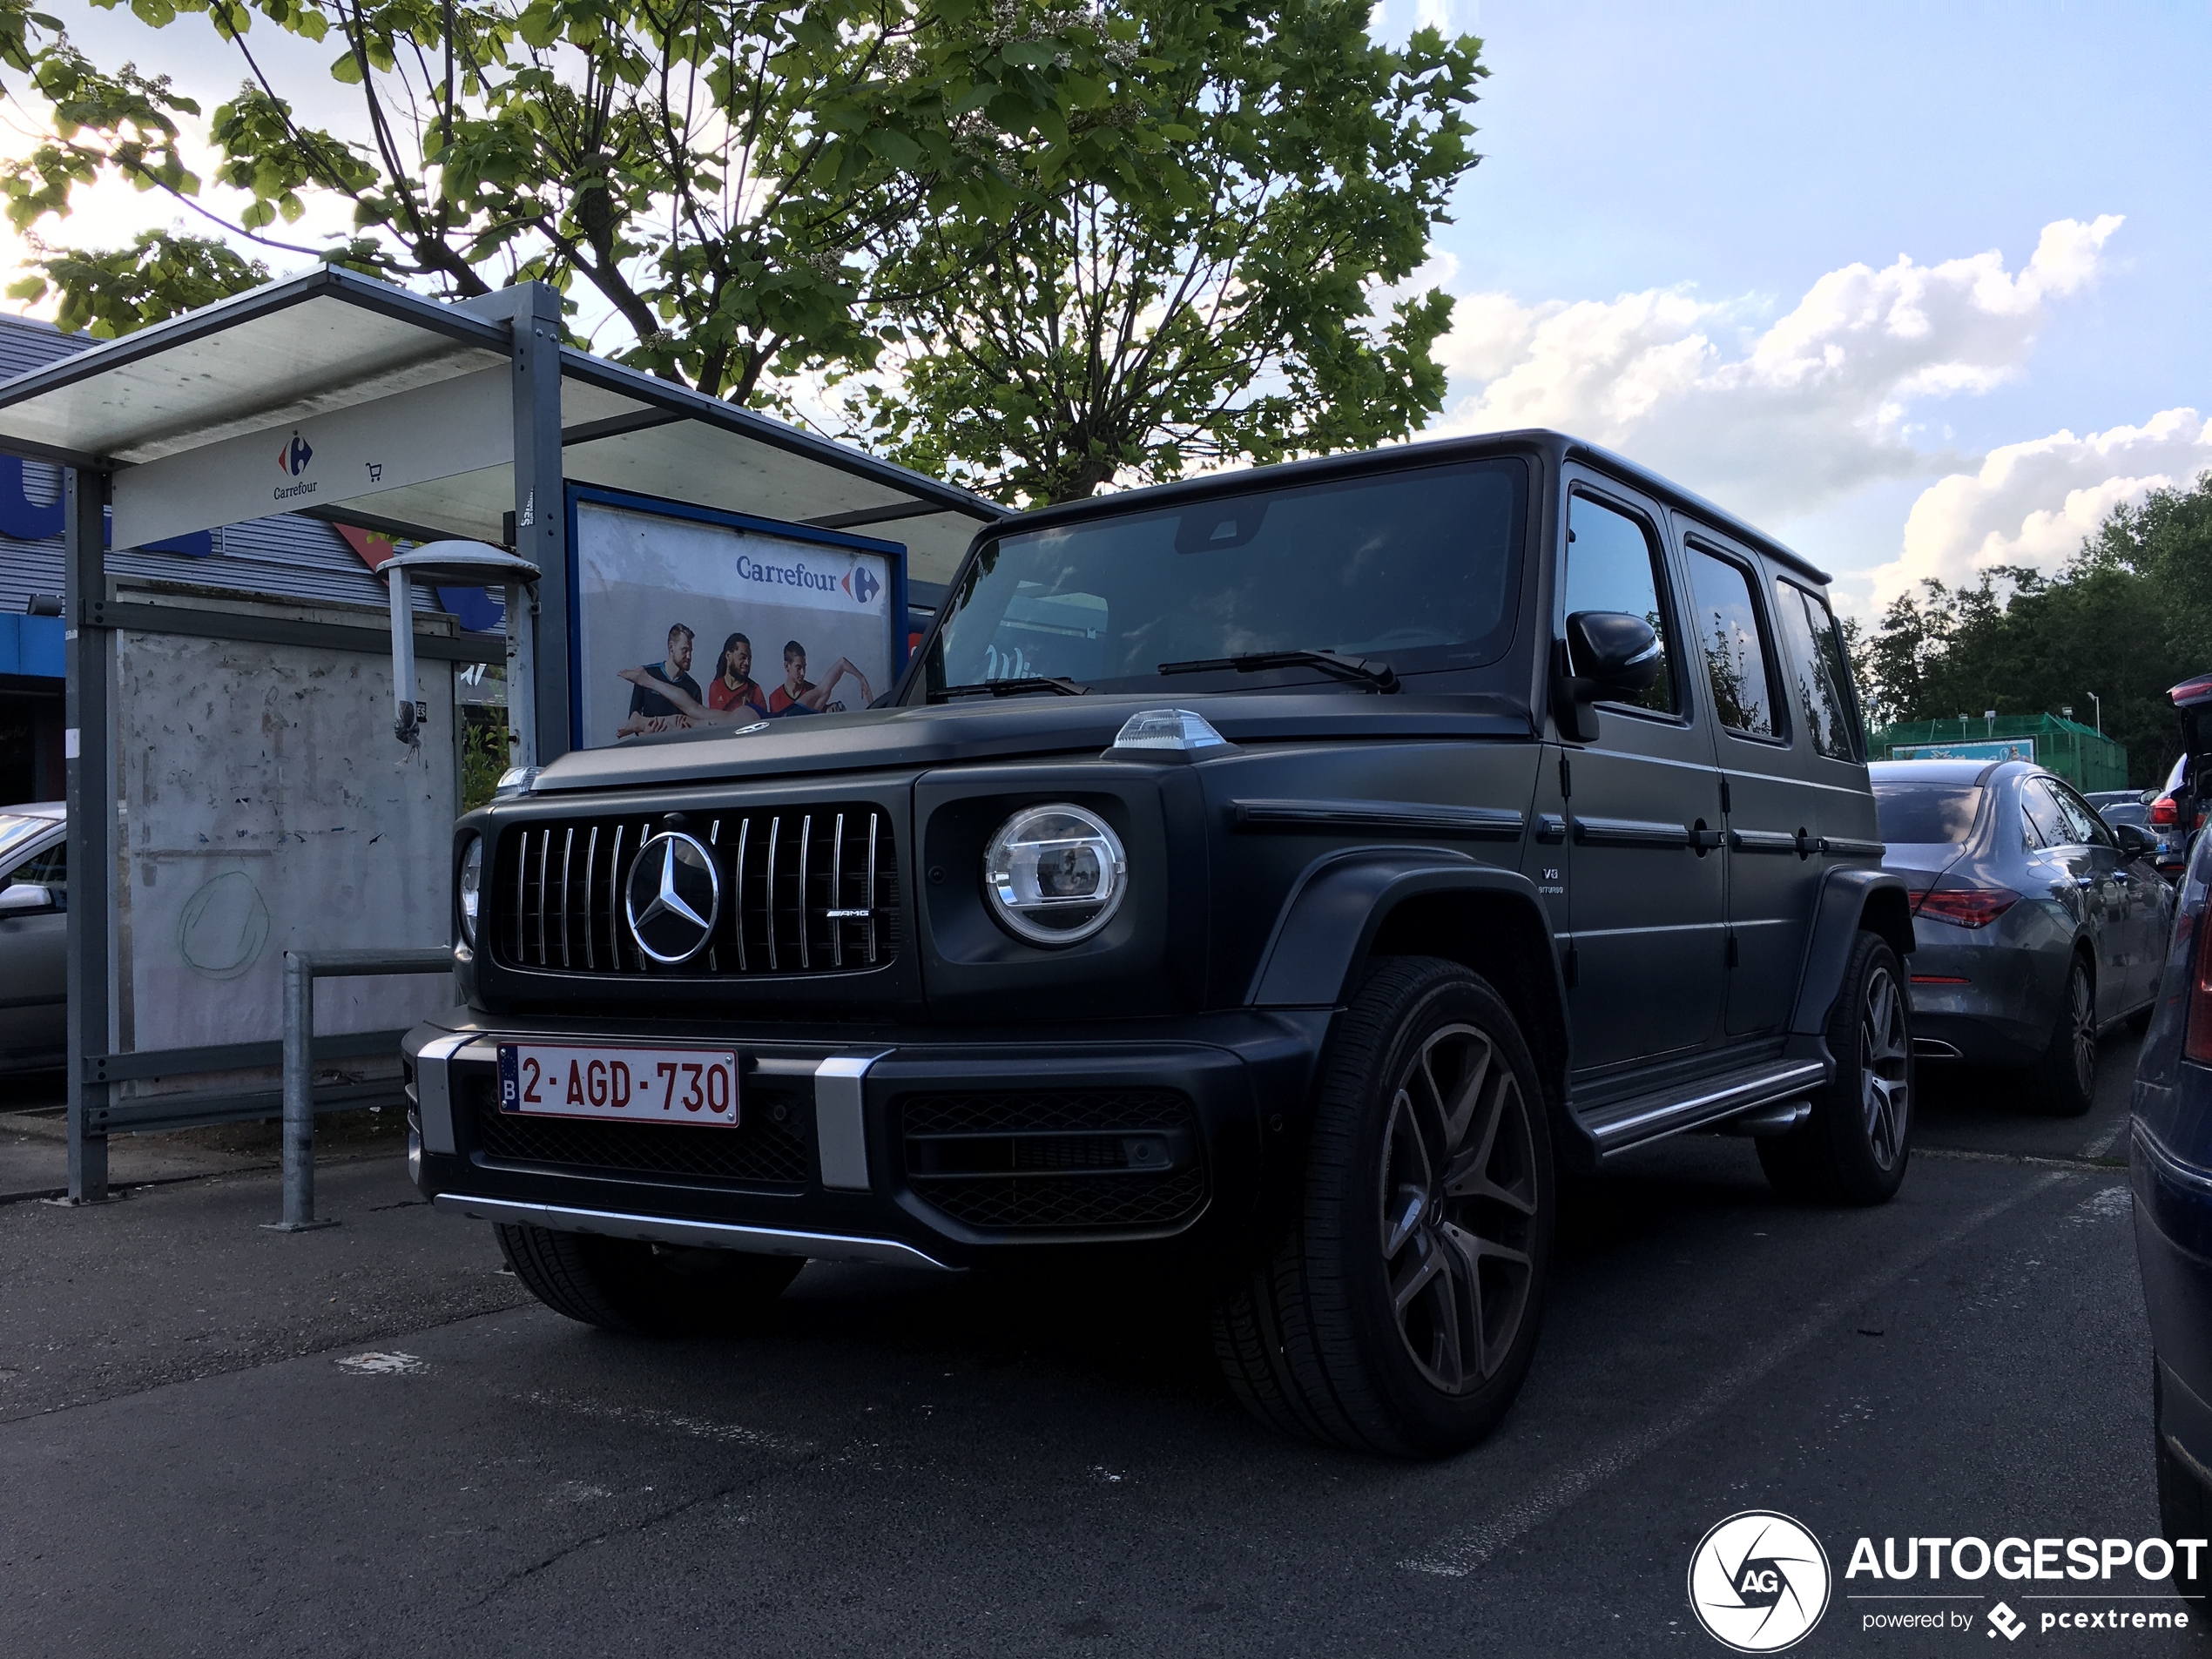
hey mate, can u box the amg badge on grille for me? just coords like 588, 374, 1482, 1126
624, 832, 721, 963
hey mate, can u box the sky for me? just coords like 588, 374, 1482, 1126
1386, 0, 2212, 615
3, 0, 2209, 617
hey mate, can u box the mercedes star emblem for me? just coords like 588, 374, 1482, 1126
624, 832, 721, 964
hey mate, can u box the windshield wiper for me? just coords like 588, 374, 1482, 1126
1157, 649, 1399, 694
929, 676, 1089, 703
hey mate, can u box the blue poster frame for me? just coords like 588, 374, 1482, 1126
564, 481, 909, 751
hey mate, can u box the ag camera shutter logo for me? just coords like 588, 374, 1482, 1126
1688, 1510, 1831, 1652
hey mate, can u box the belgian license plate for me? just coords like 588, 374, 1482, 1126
496, 1044, 739, 1127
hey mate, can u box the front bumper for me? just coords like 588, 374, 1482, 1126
403, 1007, 1328, 1270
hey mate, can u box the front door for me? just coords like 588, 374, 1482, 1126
1558, 479, 1726, 1072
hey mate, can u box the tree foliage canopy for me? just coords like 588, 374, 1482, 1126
1858, 471, 2212, 786
840, 0, 1485, 505
0, 0, 1190, 399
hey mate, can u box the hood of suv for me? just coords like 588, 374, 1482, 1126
527, 689, 1536, 794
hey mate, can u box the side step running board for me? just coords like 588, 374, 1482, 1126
1577, 1059, 1829, 1158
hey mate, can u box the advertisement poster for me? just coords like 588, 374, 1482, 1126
1889, 738, 2036, 764
570, 487, 904, 750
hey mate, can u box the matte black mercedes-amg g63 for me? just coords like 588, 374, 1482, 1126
405, 430, 1913, 1457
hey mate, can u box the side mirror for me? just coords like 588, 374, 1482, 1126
1554, 611, 1662, 742
2114, 821, 2152, 859
0, 880, 56, 915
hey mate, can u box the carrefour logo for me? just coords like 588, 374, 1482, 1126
732, 550, 882, 606
276, 432, 313, 476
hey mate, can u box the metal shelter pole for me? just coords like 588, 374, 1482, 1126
509, 283, 570, 762
64, 466, 111, 1203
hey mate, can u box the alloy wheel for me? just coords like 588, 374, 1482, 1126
1378, 1022, 1540, 1394
2067, 963, 2096, 1100
1861, 963, 1912, 1170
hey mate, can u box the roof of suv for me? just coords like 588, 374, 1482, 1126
976, 429, 1833, 587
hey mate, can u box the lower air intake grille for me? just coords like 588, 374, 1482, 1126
898, 1089, 1207, 1233
467, 1082, 809, 1189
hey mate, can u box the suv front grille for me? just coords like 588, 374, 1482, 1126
898, 1089, 1208, 1233
498, 806, 900, 976
466, 1079, 810, 1189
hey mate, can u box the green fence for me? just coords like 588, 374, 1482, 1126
1869, 713, 2129, 793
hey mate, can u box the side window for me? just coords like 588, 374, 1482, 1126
1564, 493, 1675, 715
2020, 801, 2045, 851
1774, 579, 1862, 760
2021, 781, 2068, 848
2048, 779, 2114, 847
1685, 546, 1781, 738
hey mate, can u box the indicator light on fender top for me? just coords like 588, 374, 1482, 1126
982, 805, 1128, 946
1913, 886, 2019, 927
1111, 708, 1229, 752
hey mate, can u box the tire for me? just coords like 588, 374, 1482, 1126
2027, 953, 2098, 1118
2156, 1360, 2212, 1614
1212, 955, 1554, 1458
1759, 930, 1912, 1205
496, 1223, 803, 1336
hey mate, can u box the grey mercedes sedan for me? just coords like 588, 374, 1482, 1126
1871, 759, 2172, 1115
0, 799, 64, 1074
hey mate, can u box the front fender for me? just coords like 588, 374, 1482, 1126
1790, 865, 1914, 1035
1245, 846, 1554, 1007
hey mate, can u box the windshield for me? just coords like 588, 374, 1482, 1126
0, 814, 57, 867
1872, 783, 1982, 844
915, 459, 1526, 698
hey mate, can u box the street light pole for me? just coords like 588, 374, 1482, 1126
2087, 691, 2102, 735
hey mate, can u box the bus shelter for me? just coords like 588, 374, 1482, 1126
0, 269, 998, 1200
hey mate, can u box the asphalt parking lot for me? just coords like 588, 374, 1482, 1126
0, 1036, 2193, 1658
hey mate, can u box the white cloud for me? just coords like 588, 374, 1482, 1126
1430, 215, 2124, 524
1866, 409, 2212, 608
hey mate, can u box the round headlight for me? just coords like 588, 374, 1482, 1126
982, 804, 1127, 947
457, 833, 483, 946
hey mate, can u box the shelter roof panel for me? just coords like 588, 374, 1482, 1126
0, 267, 509, 466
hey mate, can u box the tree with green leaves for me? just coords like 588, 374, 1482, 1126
1859, 474, 2212, 786
838, 0, 1485, 505
0, 0, 1177, 400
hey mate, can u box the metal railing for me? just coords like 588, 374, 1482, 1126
273, 948, 454, 1232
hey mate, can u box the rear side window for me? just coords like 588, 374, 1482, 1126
1872, 784, 1982, 844
1774, 580, 1862, 760
1564, 493, 1676, 715
1685, 547, 1780, 738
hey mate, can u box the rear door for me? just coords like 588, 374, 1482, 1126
1556, 474, 1726, 1071
1677, 532, 1820, 1036
2027, 775, 2131, 1022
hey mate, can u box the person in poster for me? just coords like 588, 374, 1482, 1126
705, 632, 769, 718
768, 640, 872, 717
618, 624, 701, 735
610, 636, 874, 734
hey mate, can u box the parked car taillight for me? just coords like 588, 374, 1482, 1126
2152, 795, 2180, 827
1914, 886, 2020, 928
2184, 913, 2212, 1064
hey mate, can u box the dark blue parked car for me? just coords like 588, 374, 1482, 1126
2131, 823, 2212, 1604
